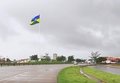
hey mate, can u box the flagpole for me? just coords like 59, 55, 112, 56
39, 14, 40, 34
30, 14, 41, 57
38, 14, 40, 57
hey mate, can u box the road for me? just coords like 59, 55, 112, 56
0, 64, 72, 83
91, 65, 120, 75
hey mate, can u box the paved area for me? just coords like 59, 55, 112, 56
91, 65, 120, 75
0, 64, 72, 83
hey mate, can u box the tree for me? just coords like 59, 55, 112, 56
41, 55, 51, 61
45, 56, 51, 61
56, 55, 66, 62
96, 57, 107, 63
6, 58, 11, 62
68, 56, 74, 62
90, 51, 101, 64
30, 55, 38, 61
76, 58, 82, 63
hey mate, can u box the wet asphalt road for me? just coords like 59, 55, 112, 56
91, 65, 120, 75
0, 64, 72, 83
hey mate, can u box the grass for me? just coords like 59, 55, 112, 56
83, 67, 120, 83
57, 66, 96, 83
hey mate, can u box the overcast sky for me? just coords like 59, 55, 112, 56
0, 0, 120, 60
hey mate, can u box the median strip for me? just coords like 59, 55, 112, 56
83, 67, 120, 83
80, 67, 105, 83
57, 66, 96, 83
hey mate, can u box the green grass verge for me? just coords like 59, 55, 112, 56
83, 67, 120, 83
57, 66, 96, 83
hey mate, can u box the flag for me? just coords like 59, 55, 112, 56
30, 15, 40, 25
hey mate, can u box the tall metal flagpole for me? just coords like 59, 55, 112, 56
38, 14, 40, 36
38, 14, 41, 58
30, 14, 41, 57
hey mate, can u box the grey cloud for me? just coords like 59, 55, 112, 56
40, 0, 120, 57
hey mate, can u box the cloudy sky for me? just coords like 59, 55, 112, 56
0, 0, 120, 60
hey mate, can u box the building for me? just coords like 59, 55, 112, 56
85, 59, 93, 64
53, 53, 57, 60
17, 59, 30, 63
106, 57, 120, 63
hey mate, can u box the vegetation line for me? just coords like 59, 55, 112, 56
83, 67, 120, 83
80, 67, 105, 83
57, 66, 96, 83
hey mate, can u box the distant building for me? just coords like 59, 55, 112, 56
0, 56, 11, 63
106, 57, 120, 63
53, 53, 57, 60
17, 59, 30, 63
85, 59, 92, 64
106, 60, 111, 64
